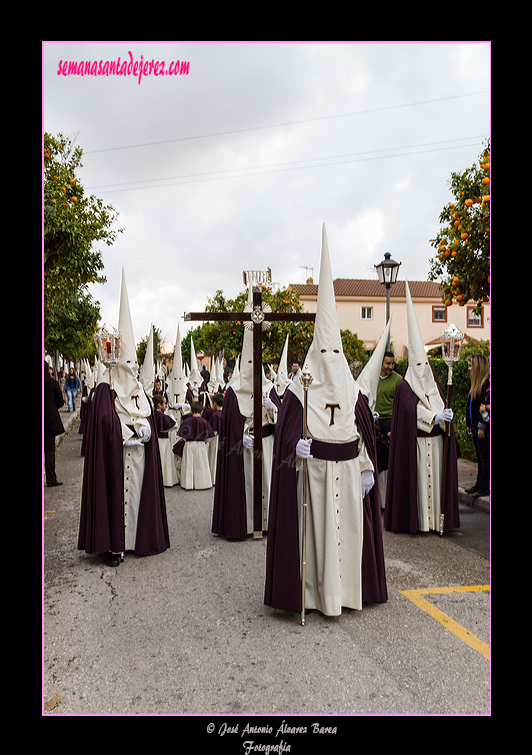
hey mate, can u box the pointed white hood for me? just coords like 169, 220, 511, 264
113, 268, 151, 421
117, 267, 137, 368
188, 336, 203, 388
230, 285, 272, 417
296, 224, 358, 441
169, 324, 188, 404
208, 357, 219, 393
356, 316, 392, 411
139, 324, 155, 395
275, 333, 291, 396
404, 280, 444, 415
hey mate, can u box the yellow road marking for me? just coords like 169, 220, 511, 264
399, 585, 490, 660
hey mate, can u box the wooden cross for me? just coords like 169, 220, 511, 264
184, 268, 315, 538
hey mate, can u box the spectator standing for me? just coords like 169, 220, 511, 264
465, 354, 490, 498
65, 367, 81, 412
44, 360, 64, 487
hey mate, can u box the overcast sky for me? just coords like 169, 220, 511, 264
42, 41, 490, 349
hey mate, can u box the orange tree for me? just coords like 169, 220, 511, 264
43, 132, 122, 360
428, 140, 490, 314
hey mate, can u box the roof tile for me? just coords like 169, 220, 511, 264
289, 279, 444, 299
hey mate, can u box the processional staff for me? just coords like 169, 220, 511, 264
299, 366, 313, 626
439, 323, 464, 537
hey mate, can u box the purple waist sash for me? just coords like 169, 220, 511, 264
417, 425, 442, 438
310, 438, 359, 462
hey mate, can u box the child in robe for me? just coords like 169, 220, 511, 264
172, 401, 215, 489
153, 395, 179, 487
207, 392, 224, 483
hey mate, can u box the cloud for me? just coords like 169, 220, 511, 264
44, 41, 490, 348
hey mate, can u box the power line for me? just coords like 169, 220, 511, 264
87, 137, 488, 194
84, 91, 489, 155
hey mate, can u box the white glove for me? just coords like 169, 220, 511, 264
125, 438, 143, 448
263, 396, 274, 411
296, 438, 313, 459
171, 403, 182, 410
435, 409, 453, 423
137, 425, 151, 442
243, 433, 254, 450
373, 411, 380, 421
361, 470, 374, 497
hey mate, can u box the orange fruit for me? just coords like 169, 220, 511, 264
461, 232, 468, 240
482, 177, 490, 185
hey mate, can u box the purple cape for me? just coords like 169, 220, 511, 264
211, 386, 281, 539
172, 415, 214, 457
208, 409, 223, 433
384, 380, 460, 533
153, 409, 177, 439
78, 382, 170, 556
264, 389, 387, 615
211, 387, 248, 539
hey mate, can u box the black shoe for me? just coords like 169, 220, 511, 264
47, 481, 63, 487
464, 484, 478, 494
472, 488, 489, 498
104, 552, 121, 567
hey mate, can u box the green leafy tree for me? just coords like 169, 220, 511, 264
43, 132, 122, 360
428, 140, 490, 314
136, 326, 165, 366
180, 285, 368, 373
181, 285, 316, 368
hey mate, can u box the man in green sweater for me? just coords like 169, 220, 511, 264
374, 352, 402, 440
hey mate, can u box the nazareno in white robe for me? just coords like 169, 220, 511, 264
296, 399, 374, 616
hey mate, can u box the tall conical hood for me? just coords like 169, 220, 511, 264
109, 268, 151, 420
118, 267, 137, 368
216, 355, 224, 390
356, 315, 392, 411
230, 284, 272, 417
188, 336, 203, 388
170, 324, 188, 404
275, 333, 291, 396
139, 324, 155, 394
404, 281, 444, 415
300, 224, 358, 441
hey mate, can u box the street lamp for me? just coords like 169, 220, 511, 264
374, 252, 401, 350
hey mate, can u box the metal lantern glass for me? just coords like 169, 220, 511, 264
440, 323, 464, 385
375, 253, 401, 286
94, 323, 122, 388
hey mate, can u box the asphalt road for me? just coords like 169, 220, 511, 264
43, 418, 490, 722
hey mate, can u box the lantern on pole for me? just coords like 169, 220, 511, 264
94, 323, 122, 390
438, 323, 464, 535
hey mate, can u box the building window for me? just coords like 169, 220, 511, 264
467, 306, 484, 327
432, 306, 447, 323
361, 306, 373, 320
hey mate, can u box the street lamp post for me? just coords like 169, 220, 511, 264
374, 252, 401, 350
